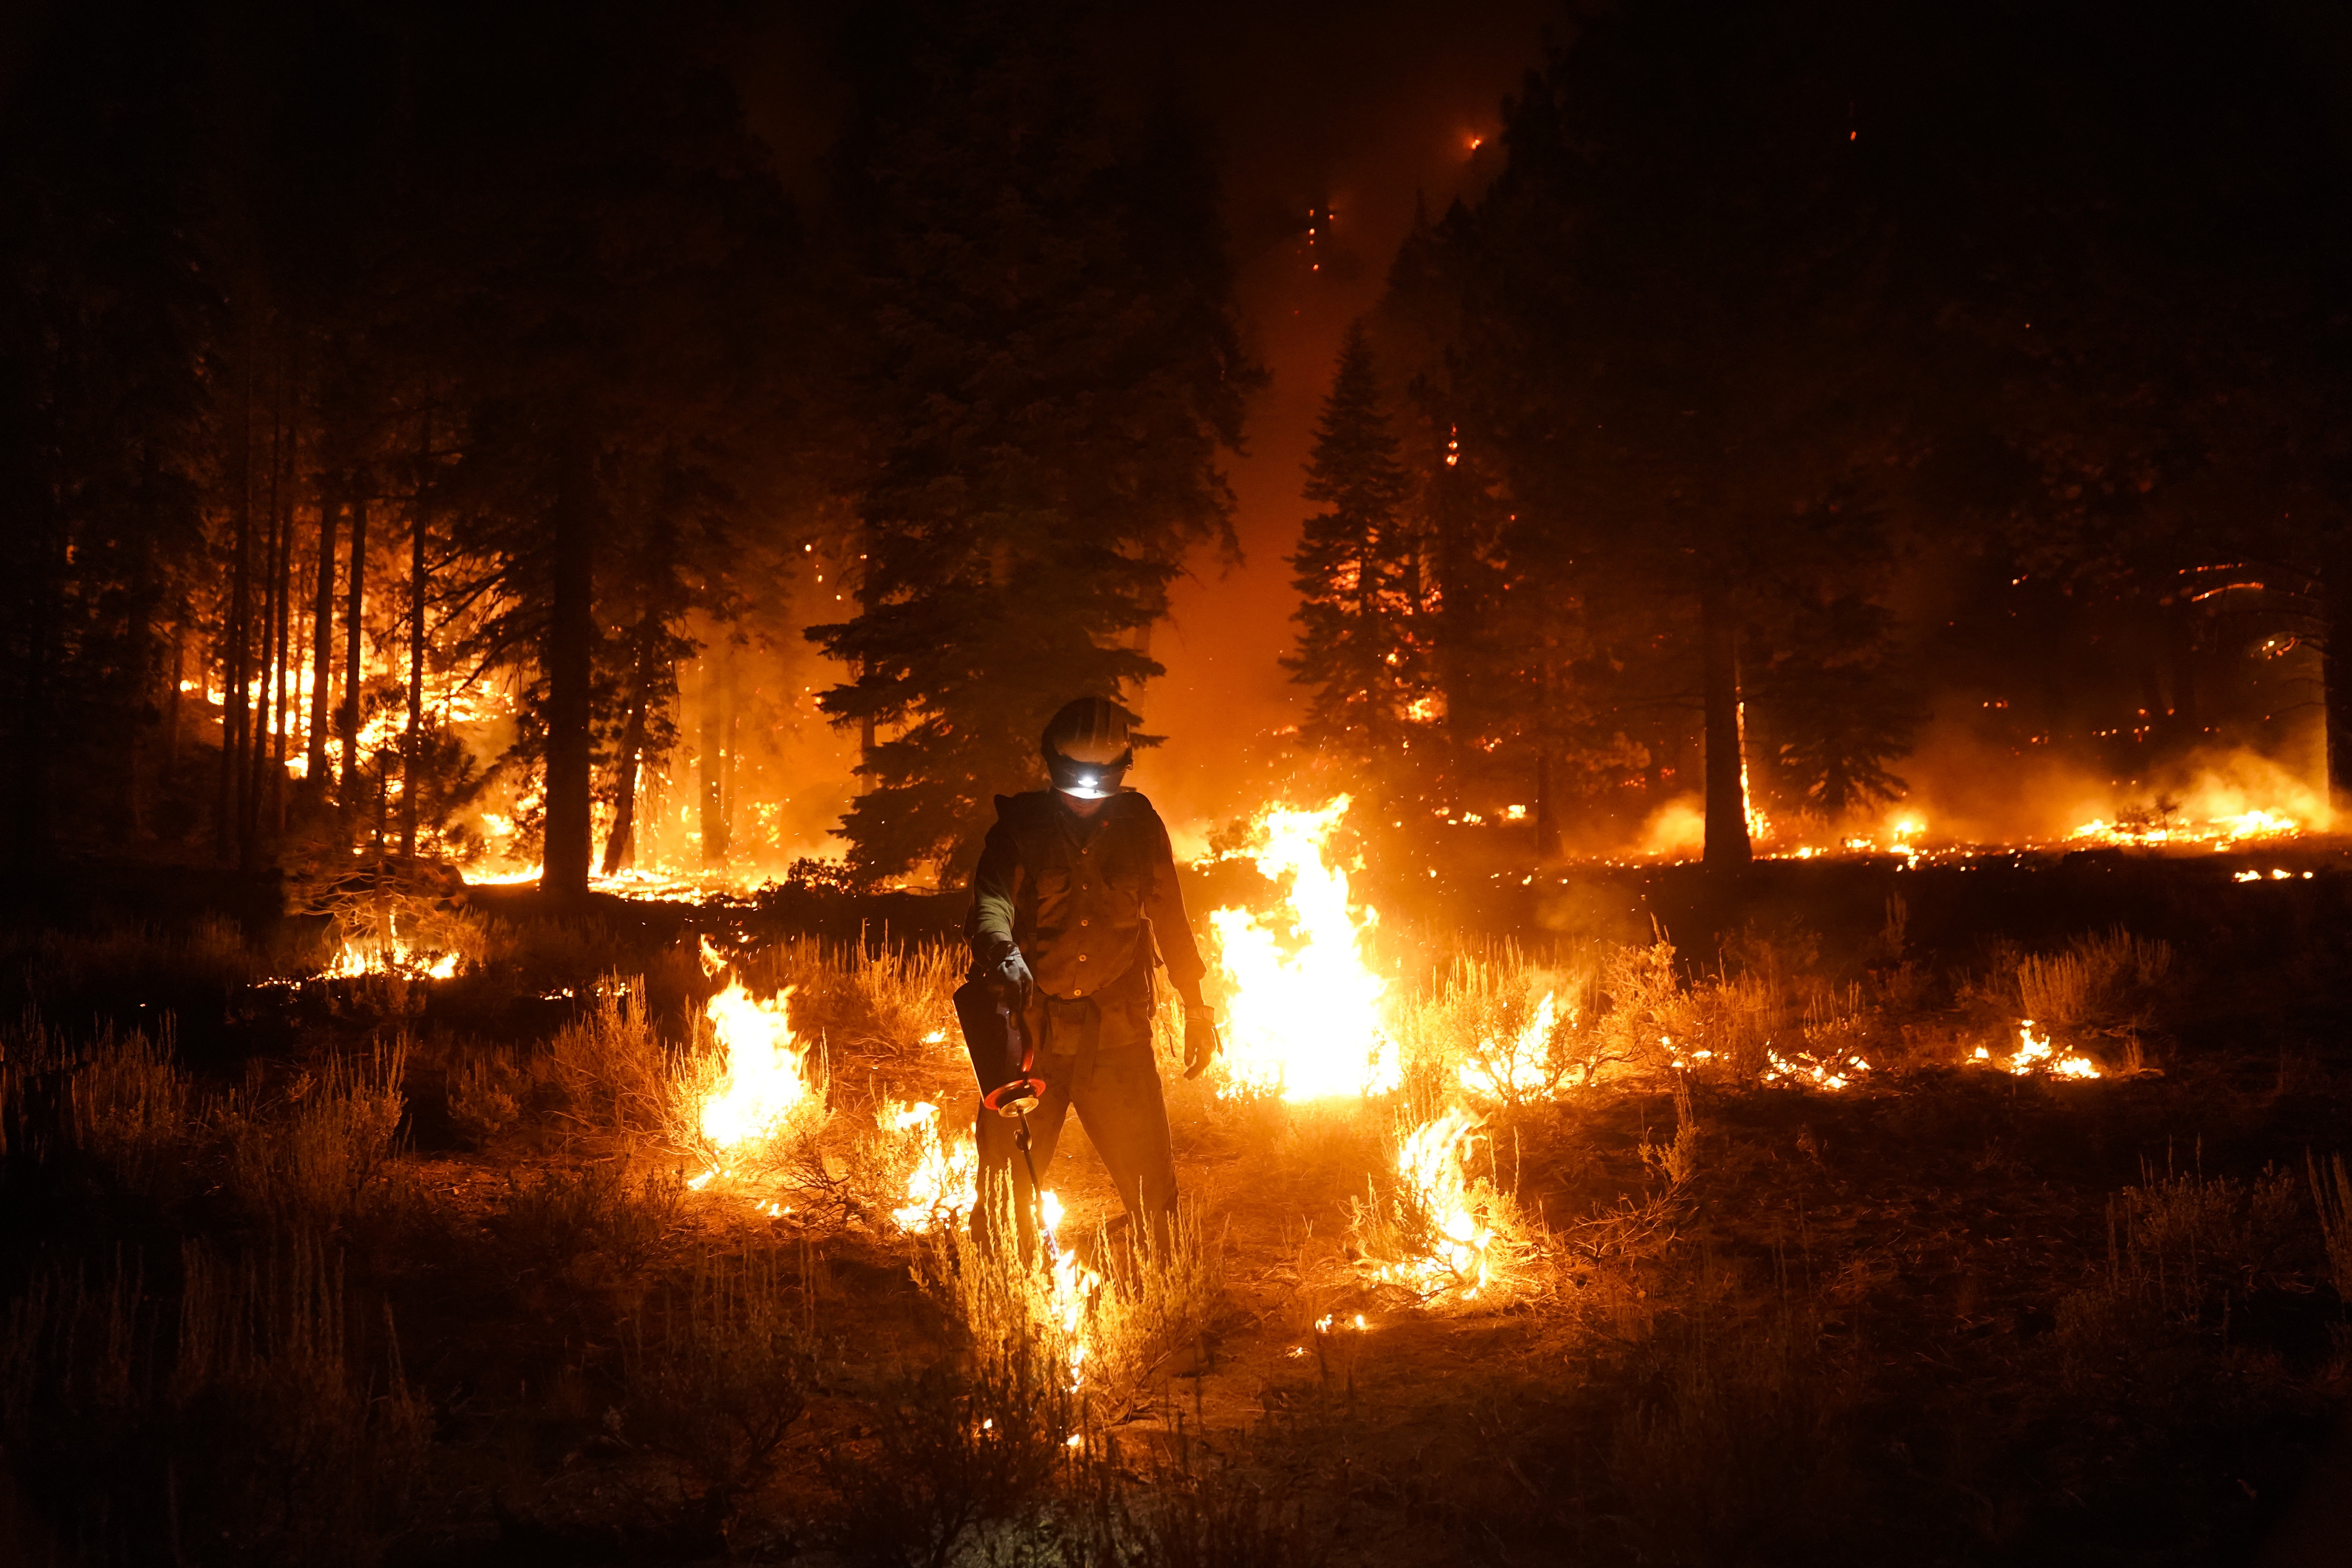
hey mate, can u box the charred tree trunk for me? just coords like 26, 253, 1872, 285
2325, 540, 2352, 811
340, 493, 368, 828
272, 494, 293, 833
541, 428, 599, 900
1701, 588, 1752, 873
243, 365, 286, 866
403, 420, 430, 860
602, 665, 648, 877
1534, 748, 1561, 858
219, 364, 254, 866
307, 491, 336, 796
164, 621, 184, 772
125, 449, 160, 837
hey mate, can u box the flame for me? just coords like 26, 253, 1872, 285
1973, 1020, 2100, 1079
696, 980, 815, 1152
321, 911, 459, 979
882, 1100, 978, 1233
1207, 797, 1397, 1101
1377, 1108, 1498, 1302
1458, 991, 1573, 1102
1038, 1190, 1103, 1391
1764, 1047, 1872, 1091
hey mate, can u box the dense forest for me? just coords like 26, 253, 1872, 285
1294, 2, 2352, 859
5, 0, 2348, 895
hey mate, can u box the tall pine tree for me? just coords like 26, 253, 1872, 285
811, 1, 1258, 882
1286, 323, 1427, 785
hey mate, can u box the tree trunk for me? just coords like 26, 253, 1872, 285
125, 450, 160, 837
341, 493, 368, 827
699, 645, 733, 866
1534, 747, 1562, 858
541, 428, 599, 899
164, 621, 184, 771
602, 678, 648, 876
2324, 539, 2352, 815
270, 451, 294, 832
220, 363, 254, 866
404, 419, 430, 860
1701, 588, 1752, 873
308, 492, 337, 795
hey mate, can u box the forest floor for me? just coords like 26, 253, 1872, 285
4, 849, 2352, 1566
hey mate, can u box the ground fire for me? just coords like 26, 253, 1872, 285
13, 3, 2352, 1562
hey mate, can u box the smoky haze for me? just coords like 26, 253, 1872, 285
1125, 0, 1563, 845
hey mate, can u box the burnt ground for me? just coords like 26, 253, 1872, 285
3, 851, 2352, 1566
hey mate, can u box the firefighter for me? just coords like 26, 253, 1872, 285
966, 695, 1220, 1250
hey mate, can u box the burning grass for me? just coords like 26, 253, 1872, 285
3, 851, 2350, 1563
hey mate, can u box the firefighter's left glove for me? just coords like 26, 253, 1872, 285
1182, 1006, 1222, 1080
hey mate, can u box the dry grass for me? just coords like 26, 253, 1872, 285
1395, 944, 1601, 1108
2310, 1152, 2352, 1304
849, 939, 964, 1053
1998, 927, 2174, 1039
0, 1236, 430, 1566
544, 975, 677, 1136
216, 1041, 408, 1229
490, 1160, 686, 1289
623, 1246, 815, 1524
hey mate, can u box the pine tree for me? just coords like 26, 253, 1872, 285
1285, 322, 1426, 779
811, 1, 1259, 882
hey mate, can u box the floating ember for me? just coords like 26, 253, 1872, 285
1208, 797, 1397, 1101
1973, 1020, 2100, 1079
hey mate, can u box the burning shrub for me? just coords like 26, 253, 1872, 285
1348, 1107, 1539, 1309
675, 973, 829, 1186
1206, 797, 1398, 1102
854, 1098, 978, 1235
1397, 945, 1601, 1109
925, 1185, 1221, 1435
1593, 938, 1701, 1078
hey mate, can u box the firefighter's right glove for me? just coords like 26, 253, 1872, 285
993, 948, 1035, 1010
1182, 1006, 1223, 1080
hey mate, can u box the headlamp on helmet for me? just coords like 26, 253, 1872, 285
1042, 696, 1136, 800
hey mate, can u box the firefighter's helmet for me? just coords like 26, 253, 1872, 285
1042, 697, 1136, 799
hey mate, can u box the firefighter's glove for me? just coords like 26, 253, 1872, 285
994, 948, 1036, 1010
1182, 1006, 1223, 1080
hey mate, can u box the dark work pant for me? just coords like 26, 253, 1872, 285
972, 1039, 1177, 1258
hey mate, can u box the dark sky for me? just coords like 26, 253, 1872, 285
1117, 0, 1565, 828
743, 1, 1566, 831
